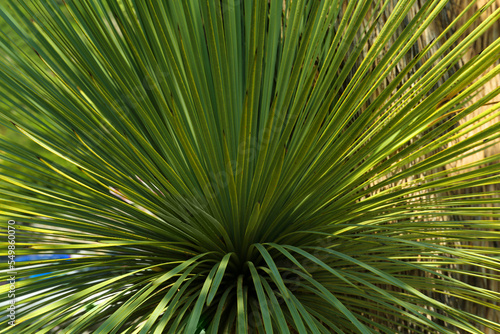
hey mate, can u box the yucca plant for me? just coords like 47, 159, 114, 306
0, 0, 500, 333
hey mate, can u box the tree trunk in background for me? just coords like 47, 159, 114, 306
419, 2, 500, 332
344, 1, 500, 332
445, 2, 500, 333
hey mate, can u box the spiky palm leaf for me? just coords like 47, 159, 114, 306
0, 0, 499, 333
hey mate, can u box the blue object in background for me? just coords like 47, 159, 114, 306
16, 254, 70, 262
16, 254, 71, 279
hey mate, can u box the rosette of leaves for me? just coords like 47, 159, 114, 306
0, 0, 499, 333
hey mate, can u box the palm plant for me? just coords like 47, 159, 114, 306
0, 0, 500, 332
